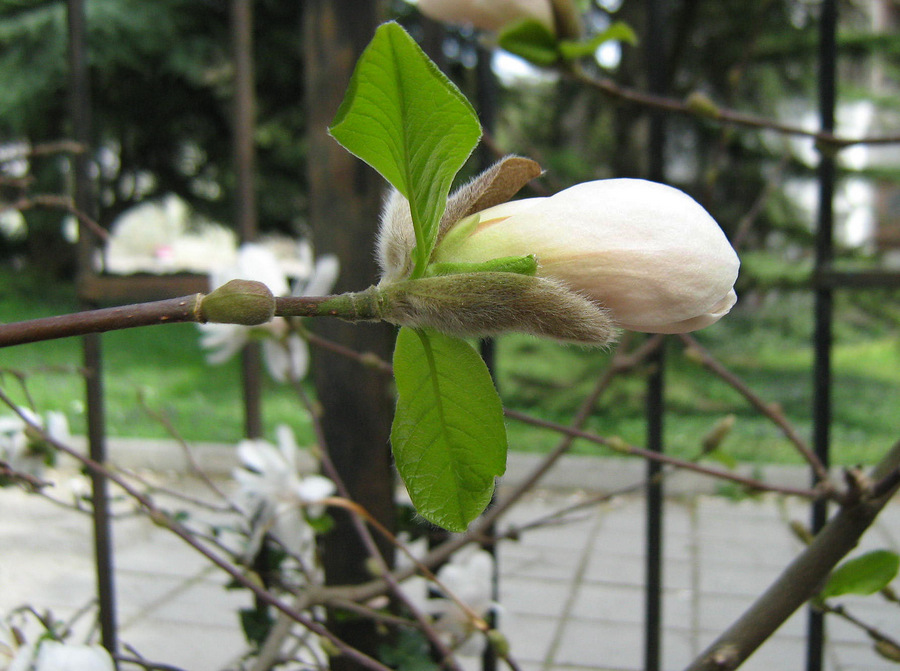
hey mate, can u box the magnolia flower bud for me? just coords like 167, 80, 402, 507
417, 0, 555, 34
433, 179, 740, 334
199, 279, 276, 325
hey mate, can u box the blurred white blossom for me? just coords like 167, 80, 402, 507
233, 424, 335, 557
0, 408, 69, 481
198, 241, 339, 383
6, 640, 114, 671
402, 546, 496, 654
102, 195, 237, 275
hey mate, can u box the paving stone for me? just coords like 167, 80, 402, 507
498, 612, 560, 663
570, 582, 695, 629
513, 515, 599, 552
499, 575, 570, 618
147, 575, 253, 628
583, 549, 646, 587
553, 618, 644, 669
118, 618, 245, 670
697, 559, 792, 596
113, 516, 211, 577
499, 542, 583, 581
113, 570, 191, 624
0, 544, 97, 612
6, 474, 900, 671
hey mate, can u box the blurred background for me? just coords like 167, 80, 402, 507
1, 0, 899, 469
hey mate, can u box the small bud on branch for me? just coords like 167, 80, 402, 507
199, 279, 276, 325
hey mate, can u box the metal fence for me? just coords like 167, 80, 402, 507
61, 0, 900, 669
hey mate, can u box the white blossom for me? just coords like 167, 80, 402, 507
233, 425, 335, 557
402, 547, 496, 655
433, 178, 739, 334
7, 640, 114, 671
0, 409, 69, 481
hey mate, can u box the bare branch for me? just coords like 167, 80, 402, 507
0, 295, 205, 347
570, 66, 900, 150
678, 333, 833, 486
685, 442, 900, 671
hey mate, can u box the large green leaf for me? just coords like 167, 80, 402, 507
329, 22, 481, 278
391, 327, 507, 531
819, 550, 900, 600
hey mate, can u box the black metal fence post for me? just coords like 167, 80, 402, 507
66, 0, 118, 657
644, 1, 669, 669
808, 0, 837, 669
231, 0, 264, 440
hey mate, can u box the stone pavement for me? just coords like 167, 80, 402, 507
2, 449, 900, 671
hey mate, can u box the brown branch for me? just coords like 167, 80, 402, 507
685, 441, 900, 671
502, 408, 821, 499
312, 335, 666, 606
0, 294, 205, 347
491, 333, 661, 509
677, 333, 833, 487
570, 66, 900, 150
304, 330, 394, 375
288, 377, 464, 671
817, 601, 900, 652
0, 140, 86, 162
4, 194, 109, 242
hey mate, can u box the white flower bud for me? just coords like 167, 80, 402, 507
433, 179, 740, 334
417, 0, 555, 34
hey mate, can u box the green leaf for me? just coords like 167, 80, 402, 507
329, 22, 481, 278
498, 19, 560, 66
559, 21, 639, 61
819, 550, 900, 600
391, 327, 507, 531
239, 606, 274, 648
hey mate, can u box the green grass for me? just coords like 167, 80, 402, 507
2, 267, 899, 466
498, 291, 900, 467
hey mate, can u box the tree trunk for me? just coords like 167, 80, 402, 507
303, 2, 396, 668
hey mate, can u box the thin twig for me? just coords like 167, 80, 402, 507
570, 65, 900, 150
3, 194, 109, 242
503, 408, 821, 499
678, 333, 833, 487
817, 600, 900, 651
135, 391, 237, 509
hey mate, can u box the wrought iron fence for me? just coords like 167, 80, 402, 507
57, 0, 900, 669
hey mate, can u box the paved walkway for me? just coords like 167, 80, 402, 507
2, 455, 899, 671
